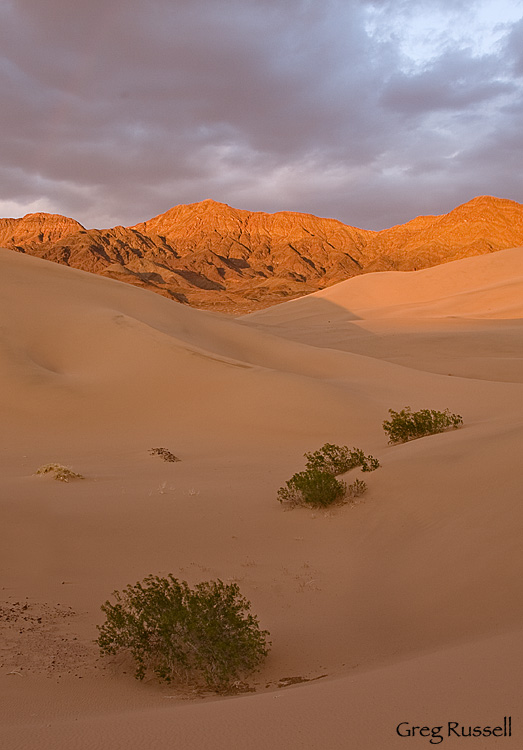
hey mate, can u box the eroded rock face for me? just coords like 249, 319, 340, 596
362, 196, 523, 272
2, 196, 522, 313
0, 213, 84, 248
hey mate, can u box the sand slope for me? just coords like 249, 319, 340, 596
1, 247, 523, 748
244, 246, 523, 383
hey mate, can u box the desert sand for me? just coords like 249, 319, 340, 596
1, 245, 522, 748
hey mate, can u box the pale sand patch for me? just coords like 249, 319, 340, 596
1, 247, 522, 748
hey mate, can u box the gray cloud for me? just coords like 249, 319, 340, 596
380, 50, 516, 114
0, 0, 521, 229
505, 17, 523, 75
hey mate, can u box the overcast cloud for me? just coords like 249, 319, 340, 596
0, 0, 521, 229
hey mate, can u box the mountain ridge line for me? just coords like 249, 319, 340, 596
1, 194, 522, 313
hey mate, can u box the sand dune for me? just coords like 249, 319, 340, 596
1, 246, 522, 748
245, 245, 523, 320
244, 246, 523, 383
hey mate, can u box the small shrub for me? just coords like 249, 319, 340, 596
35, 463, 84, 482
383, 407, 463, 444
96, 574, 270, 693
278, 441, 379, 509
304, 443, 380, 475
149, 448, 180, 462
278, 468, 346, 508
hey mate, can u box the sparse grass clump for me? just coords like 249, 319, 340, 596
346, 478, 367, 499
383, 407, 463, 444
35, 463, 84, 482
96, 574, 270, 693
149, 448, 180, 462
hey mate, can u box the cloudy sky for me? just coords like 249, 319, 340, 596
1, 0, 522, 230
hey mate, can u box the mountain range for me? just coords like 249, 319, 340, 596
1, 195, 522, 313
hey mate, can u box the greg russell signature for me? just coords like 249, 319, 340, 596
396, 717, 512, 744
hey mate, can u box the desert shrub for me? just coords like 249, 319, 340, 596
304, 443, 380, 475
278, 441, 378, 508
96, 574, 270, 693
149, 448, 180, 462
277, 468, 347, 508
383, 407, 463, 444
35, 463, 84, 482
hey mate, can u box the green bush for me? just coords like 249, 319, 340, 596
96, 574, 270, 693
304, 443, 380, 474
383, 407, 463, 444
278, 442, 378, 508
277, 468, 347, 508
